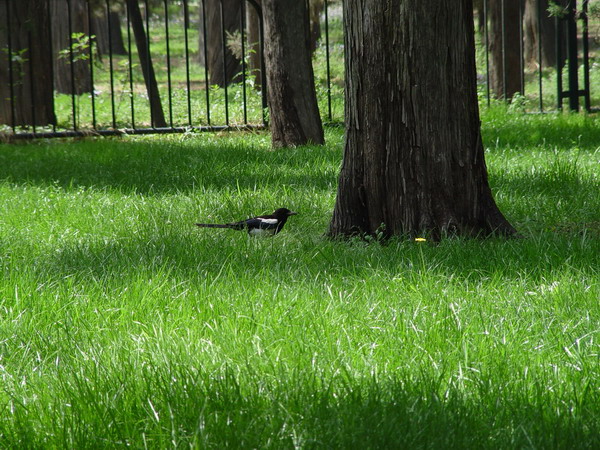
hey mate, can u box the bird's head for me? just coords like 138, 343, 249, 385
273, 208, 298, 217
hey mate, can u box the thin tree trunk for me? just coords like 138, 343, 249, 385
125, 0, 166, 128
489, 0, 523, 99
51, 0, 92, 95
329, 0, 516, 239
262, 0, 324, 148
0, 0, 56, 126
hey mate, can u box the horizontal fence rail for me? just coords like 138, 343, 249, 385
0, 0, 594, 140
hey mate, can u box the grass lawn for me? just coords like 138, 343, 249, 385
0, 108, 599, 448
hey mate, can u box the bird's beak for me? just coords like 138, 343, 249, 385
288, 211, 298, 216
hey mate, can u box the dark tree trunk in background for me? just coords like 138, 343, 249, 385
308, 0, 324, 53
246, 0, 262, 88
523, 0, 564, 69
199, 0, 242, 87
473, 0, 485, 33
0, 0, 56, 126
126, 0, 166, 127
329, 0, 516, 239
262, 0, 324, 148
489, 0, 523, 99
51, 0, 92, 95
91, 10, 127, 57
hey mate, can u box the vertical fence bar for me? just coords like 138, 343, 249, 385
67, 0, 78, 130
324, 0, 332, 121
183, 0, 192, 125
500, 0, 507, 100
106, 0, 117, 128
258, 6, 267, 125
145, 0, 154, 127
126, 0, 136, 128
582, 0, 591, 112
484, 0, 490, 106
202, 0, 211, 125
219, 0, 230, 125
47, 0, 56, 132
555, 15, 562, 110
87, 0, 97, 129
240, 0, 248, 124
518, 0, 524, 95
28, 31, 36, 134
537, 0, 543, 111
164, 0, 173, 127
5, 0, 16, 131
566, 0, 579, 111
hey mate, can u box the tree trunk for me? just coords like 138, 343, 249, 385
246, 0, 262, 88
51, 0, 92, 95
489, 0, 523, 99
308, 0, 324, 53
125, 0, 166, 128
473, 0, 485, 33
262, 0, 324, 148
0, 0, 56, 126
91, 10, 127, 58
329, 0, 516, 240
199, 0, 242, 87
523, 0, 564, 69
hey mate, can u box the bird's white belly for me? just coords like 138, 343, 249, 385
249, 227, 275, 236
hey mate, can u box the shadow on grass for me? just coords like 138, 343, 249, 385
26, 223, 600, 287
0, 136, 341, 194
2, 367, 597, 448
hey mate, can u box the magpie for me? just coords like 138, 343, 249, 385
196, 208, 298, 236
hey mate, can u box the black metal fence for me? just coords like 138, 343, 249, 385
479, 0, 591, 112
0, 0, 594, 140
0, 0, 342, 139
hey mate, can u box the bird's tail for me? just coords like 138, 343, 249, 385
195, 223, 233, 228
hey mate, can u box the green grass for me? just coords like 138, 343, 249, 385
0, 110, 599, 448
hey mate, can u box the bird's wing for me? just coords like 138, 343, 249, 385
244, 217, 279, 230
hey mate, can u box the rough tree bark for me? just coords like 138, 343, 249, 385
199, 0, 242, 87
0, 0, 55, 126
51, 0, 92, 95
489, 0, 523, 99
329, 0, 516, 239
262, 0, 324, 148
125, 0, 166, 128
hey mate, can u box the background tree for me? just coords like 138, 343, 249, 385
199, 0, 242, 87
262, 0, 324, 148
488, 0, 523, 99
51, 0, 92, 95
91, 8, 127, 57
0, 0, 55, 126
329, 0, 516, 239
246, 0, 263, 88
523, 0, 564, 69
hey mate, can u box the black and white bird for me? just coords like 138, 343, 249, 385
196, 208, 298, 236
